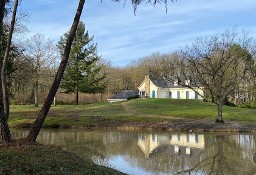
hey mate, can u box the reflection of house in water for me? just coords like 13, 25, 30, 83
138, 133, 205, 158
170, 133, 205, 156
138, 134, 159, 158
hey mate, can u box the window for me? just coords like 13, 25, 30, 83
177, 91, 180, 99
169, 91, 172, 98
195, 91, 198, 99
186, 91, 189, 99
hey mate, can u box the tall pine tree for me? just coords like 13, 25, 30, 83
57, 21, 106, 105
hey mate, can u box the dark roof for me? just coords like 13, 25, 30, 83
110, 90, 139, 99
150, 76, 199, 88
150, 77, 169, 88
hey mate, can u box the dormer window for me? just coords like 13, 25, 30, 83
174, 80, 178, 86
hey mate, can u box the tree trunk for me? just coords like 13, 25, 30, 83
0, 1, 6, 31
34, 81, 39, 107
0, 70, 11, 142
1, 0, 19, 118
27, 0, 85, 142
0, 68, 11, 142
0, 0, 12, 142
75, 90, 79, 105
216, 101, 224, 123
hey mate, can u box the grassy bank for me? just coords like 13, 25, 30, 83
0, 141, 125, 175
8, 99, 256, 128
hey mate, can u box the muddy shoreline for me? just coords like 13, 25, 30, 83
14, 118, 256, 133
112, 119, 256, 133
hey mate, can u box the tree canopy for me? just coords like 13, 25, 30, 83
57, 21, 106, 105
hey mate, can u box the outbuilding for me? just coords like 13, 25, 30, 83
107, 90, 139, 103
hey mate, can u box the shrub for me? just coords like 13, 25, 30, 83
239, 102, 256, 109
127, 95, 139, 100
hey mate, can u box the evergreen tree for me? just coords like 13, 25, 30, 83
57, 21, 106, 105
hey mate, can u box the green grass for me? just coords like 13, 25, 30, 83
0, 142, 125, 175
8, 99, 256, 128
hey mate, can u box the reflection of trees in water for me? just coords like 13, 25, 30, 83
13, 130, 256, 175
177, 134, 256, 175
13, 129, 144, 166
123, 145, 203, 174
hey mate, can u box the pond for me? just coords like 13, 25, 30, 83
13, 129, 256, 175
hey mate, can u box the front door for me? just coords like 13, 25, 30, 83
152, 90, 155, 98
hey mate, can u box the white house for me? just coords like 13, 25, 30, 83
138, 75, 204, 100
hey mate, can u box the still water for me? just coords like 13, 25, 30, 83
13, 129, 256, 175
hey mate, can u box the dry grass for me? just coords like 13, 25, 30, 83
0, 140, 125, 175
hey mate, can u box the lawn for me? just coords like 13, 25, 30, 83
8, 98, 256, 128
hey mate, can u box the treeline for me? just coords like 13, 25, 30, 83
8, 22, 106, 105
9, 49, 180, 105
6, 32, 256, 107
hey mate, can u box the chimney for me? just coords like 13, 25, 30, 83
145, 74, 150, 97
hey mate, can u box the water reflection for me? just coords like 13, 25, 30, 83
138, 133, 205, 159
13, 129, 256, 175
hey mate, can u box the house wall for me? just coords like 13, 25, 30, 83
169, 87, 204, 100
138, 81, 145, 96
157, 88, 169, 98
149, 81, 159, 98
138, 80, 169, 98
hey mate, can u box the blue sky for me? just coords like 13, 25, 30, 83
19, 0, 256, 66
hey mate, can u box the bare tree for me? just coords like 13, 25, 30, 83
27, 0, 85, 141
0, 0, 18, 142
10, 54, 34, 104
24, 34, 57, 107
138, 52, 180, 77
180, 30, 255, 122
